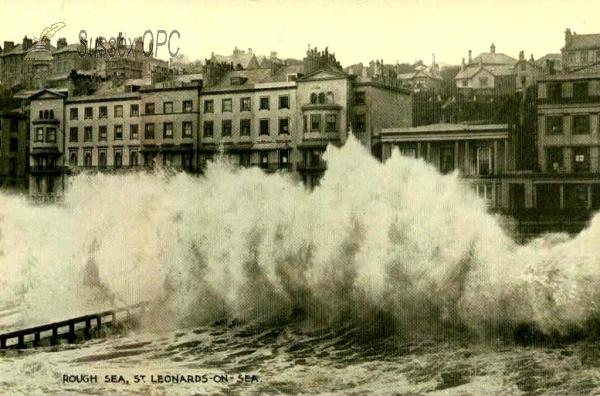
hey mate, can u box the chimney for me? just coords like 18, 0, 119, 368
270, 51, 277, 60
490, 43, 495, 54
57, 38, 67, 51
248, 48, 252, 54
461, 57, 466, 70
468, 50, 472, 63
22, 36, 33, 51
530, 54, 534, 62
565, 28, 572, 42
4, 41, 14, 52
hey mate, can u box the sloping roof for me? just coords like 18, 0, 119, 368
212, 52, 257, 69
471, 52, 517, 65
541, 61, 600, 81
203, 65, 304, 92
0, 42, 57, 56
455, 64, 514, 79
54, 43, 81, 54
566, 33, 600, 50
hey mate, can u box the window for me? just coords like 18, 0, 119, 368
279, 118, 289, 135
462, 80, 468, 87
130, 124, 139, 139
130, 150, 138, 167
572, 115, 590, 134
310, 114, 321, 132
354, 114, 365, 132
69, 127, 78, 142
204, 100, 214, 113
114, 125, 123, 140
130, 104, 139, 116
46, 127, 56, 142
99, 126, 107, 141
98, 150, 107, 168
564, 184, 588, 209
69, 151, 77, 166
318, 92, 326, 104
259, 97, 270, 110
476, 184, 493, 202
546, 147, 563, 172
240, 152, 251, 167
35, 177, 42, 193
99, 106, 108, 118
70, 108, 78, 120
326, 92, 334, 104
259, 119, 270, 136
145, 123, 155, 139
310, 93, 317, 104
573, 146, 590, 173
240, 97, 251, 111
573, 82, 589, 99
546, 116, 563, 135
354, 92, 365, 105
183, 100, 193, 113
325, 114, 337, 132
479, 77, 489, 87
182, 122, 192, 138
222, 120, 232, 137
440, 147, 455, 174
222, 98, 232, 112
49, 110, 54, 119
548, 83, 561, 100
35, 127, 44, 142
145, 103, 155, 115
476, 147, 492, 175
279, 149, 289, 169
279, 95, 289, 109
47, 177, 54, 194
203, 121, 214, 137
163, 122, 173, 138
84, 151, 92, 167
9, 137, 18, 152
580, 51, 588, 63
84, 107, 93, 119
303, 115, 307, 133
39, 110, 43, 119
84, 126, 92, 142
114, 150, 123, 168
163, 102, 173, 114
260, 151, 269, 169
400, 148, 417, 158
240, 119, 251, 137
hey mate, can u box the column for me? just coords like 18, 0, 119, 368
417, 142, 422, 159
454, 141, 459, 171
559, 184, 564, 209
464, 141, 470, 175
493, 140, 499, 175
426, 142, 431, 163
504, 140, 509, 172
588, 185, 592, 210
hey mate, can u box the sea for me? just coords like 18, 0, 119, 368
1, 136, 600, 395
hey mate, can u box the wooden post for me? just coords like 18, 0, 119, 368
69, 323, 76, 343
51, 325, 59, 345
18, 334, 25, 349
1, 335, 6, 349
34, 332, 41, 347
84, 317, 91, 340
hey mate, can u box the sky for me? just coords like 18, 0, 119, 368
0, 0, 599, 68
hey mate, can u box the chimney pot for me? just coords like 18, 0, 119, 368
468, 50, 472, 63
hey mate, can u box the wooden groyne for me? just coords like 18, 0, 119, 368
0, 301, 148, 349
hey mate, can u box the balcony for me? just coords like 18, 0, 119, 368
297, 160, 327, 172
30, 165, 63, 174
244, 162, 293, 172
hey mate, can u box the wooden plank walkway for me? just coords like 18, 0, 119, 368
0, 301, 149, 349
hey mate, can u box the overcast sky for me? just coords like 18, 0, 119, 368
0, 0, 598, 67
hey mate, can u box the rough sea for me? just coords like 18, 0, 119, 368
2, 136, 600, 395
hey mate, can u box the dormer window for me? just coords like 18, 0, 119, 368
230, 77, 247, 85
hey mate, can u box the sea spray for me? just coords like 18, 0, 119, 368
1, 135, 600, 340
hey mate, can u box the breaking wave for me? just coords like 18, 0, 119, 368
1, 135, 600, 341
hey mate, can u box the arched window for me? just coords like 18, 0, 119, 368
326, 92, 334, 103
39, 110, 43, 119
49, 110, 54, 119
43, 110, 49, 119
99, 151, 107, 168
114, 151, 122, 168
70, 152, 77, 166
84, 152, 92, 167
318, 92, 326, 104
310, 93, 317, 104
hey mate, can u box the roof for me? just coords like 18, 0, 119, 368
565, 33, 600, 50
174, 73, 204, 83
67, 91, 140, 103
382, 123, 508, 134
53, 43, 81, 54
212, 52, 257, 69
0, 42, 57, 56
17, 89, 67, 100
471, 52, 517, 65
204, 65, 304, 92
541, 61, 600, 81
455, 64, 515, 79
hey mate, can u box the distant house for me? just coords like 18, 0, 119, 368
562, 29, 600, 73
209, 47, 259, 70
514, 51, 549, 92
454, 44, 517, 95
537, 53, 562, 74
